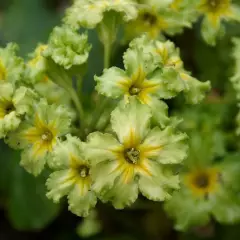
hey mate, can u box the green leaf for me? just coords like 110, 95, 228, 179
0, 141, 60, 230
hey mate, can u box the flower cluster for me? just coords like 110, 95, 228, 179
6, 0, 240, 226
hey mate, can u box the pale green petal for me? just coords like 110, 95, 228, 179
148, 98, 169, 128
64, 0, 138, 29
229, 4, 240, 22
111, 99, 151, 144
95, 67, 128, 98
91, 160, 120, 196
139, 161, 179, 201
142, 126, 188, 164
201, 16, 222, 46
13, 87, 38, 115
86, 132, 121, 165
0, 112, 21, 137
123, 37, 157, 76
0, 43, 24, 84
68, 185, 97, 217
20, 147, 48, 176
44, 26, 91, 69
46, 169, 75, 203
0, 81, 14, 99
164, 189, 211, 231
180, 72, 211, 104
211, 188, 240, 224
49, 134, 84, 169
64, 0, 105, 29
100, 176, 138, 209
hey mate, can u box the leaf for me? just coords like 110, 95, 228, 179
0, 141, 60, 230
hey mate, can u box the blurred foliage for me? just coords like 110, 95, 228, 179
1, 0, 240, 240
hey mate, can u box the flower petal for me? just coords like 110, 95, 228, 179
139, 160, 179, 201
46, 169, 76, 203
68, 184, 97, 217
140, 126, 188, 164
86, 132, 122, 165
111, 98, 151, 146
95, 67, 129, 98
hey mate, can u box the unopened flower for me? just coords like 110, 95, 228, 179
199, 0, 240, 45
43, 26, 91, 70
0, 43, 24, 84
86, 99, 187, 209
6, 99, 72, 176
0, 82, 37, 138
46, 135, 97, 217
64, 0, 138, 29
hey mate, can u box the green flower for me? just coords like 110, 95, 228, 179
43, 26, 91, 70
124, 2, 195, 41
95, 36, 181, 126
0, 82, 37, 138
6, 99, 72, 176
86, 99, 187, 209
0, 43, 24, 85
46, 135, 97, 217
198, 0, 240, 45
64, 0, 138, 29
153, 39, 211, 104
164, 131, 240, 231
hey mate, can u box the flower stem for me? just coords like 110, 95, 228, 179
104, 42, 111, 69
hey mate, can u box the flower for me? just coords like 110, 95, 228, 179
153, 39, 211, 104
46, 135, 97, 217
124, 2, 195, 40
64, 0, 138, 29
6, 99, 72, 176
86, 99, 188, 209
95, 36, 182, 126
0, 43, 24, 84
198, 0, 240, 45
43, 26, 91, 70
164, 120, 240, 231
0, 82, 37, 138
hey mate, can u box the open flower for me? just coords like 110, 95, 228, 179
165, 125, 240, 231
153, 40, 211, 104
124, 2, 194, 40
86, 99, 187, 209
0, 43, 24, 84
6, 99, 72, 176
0, 82, 37, 138
43, 26, 91, 70
198, 0, 240, 45
95, 36, 183, 126
64, 0, 138, 29
46, 135, 97, 217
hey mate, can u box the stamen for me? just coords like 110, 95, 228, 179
129, 86, 141, 96
78, 166, 89, 178
142, 12, 158, 25
124, 148, 140, 164
194, 173, 209, 188
41, 130, 53, 141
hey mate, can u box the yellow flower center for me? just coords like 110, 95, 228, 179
0, 59, 7, 81
124, 147, 140, 164
129, 86, 141, 96
185, 167, 221, 198
78, 165, 90, 178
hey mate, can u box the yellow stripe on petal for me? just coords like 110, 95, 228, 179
123, 127, 141, 148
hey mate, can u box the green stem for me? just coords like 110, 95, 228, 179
104, 42, 111, 69
87, 97, 109, 134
